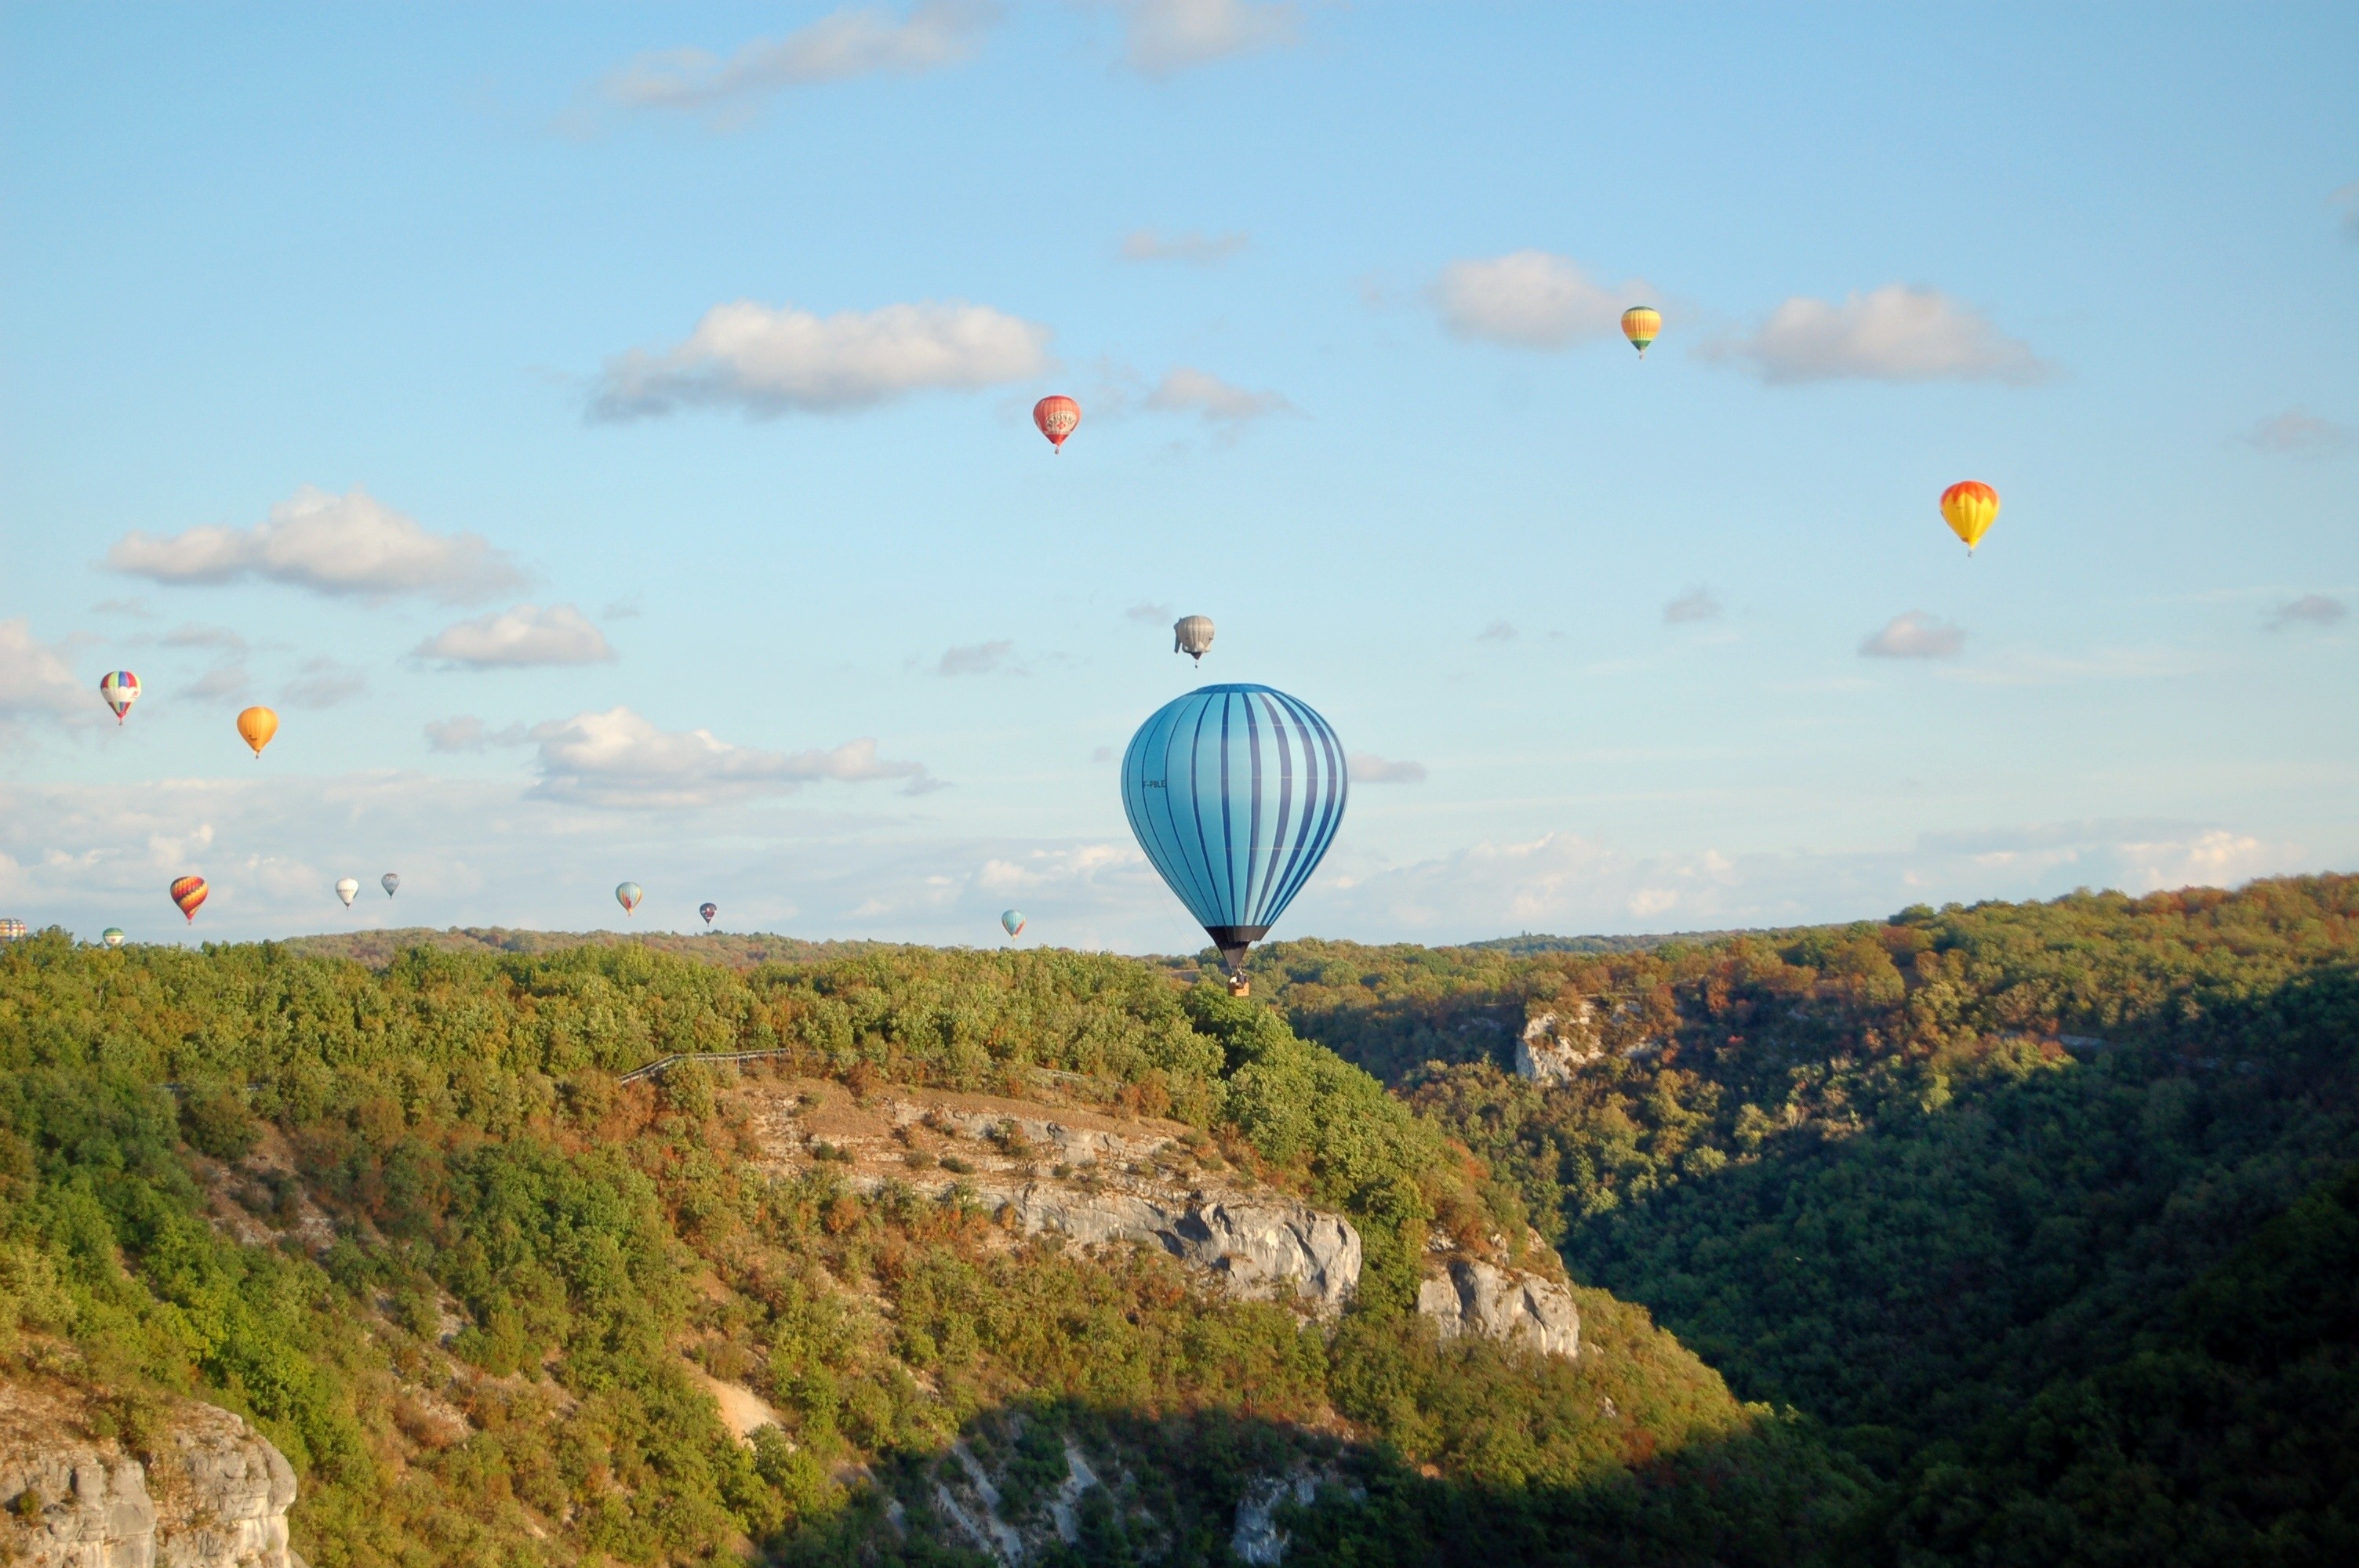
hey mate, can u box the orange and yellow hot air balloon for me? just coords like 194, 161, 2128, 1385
1033, 395, 1080, 452
1620, 306, 1661, 358
236, 706, 278, 758
1939, 481, 2001, 554
170, 875, 209, 923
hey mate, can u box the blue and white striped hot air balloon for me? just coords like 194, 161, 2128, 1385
1120, 684, 1347, 987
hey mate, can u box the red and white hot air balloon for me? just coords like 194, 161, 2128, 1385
1033, 395, 1081, 452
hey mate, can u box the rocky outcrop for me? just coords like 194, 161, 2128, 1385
1416, 1258, 1580, 1359
1514, 1002, 1601, 1083
1001, 1185, 1362, 1312
1, 1382, 301, 1568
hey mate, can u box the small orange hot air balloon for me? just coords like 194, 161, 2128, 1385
1620, 306, 1661, 358
236, 706, 278, 758
1939, 481, 2001, 554
1033, 395, 1080, 452
170, 875, 209, 923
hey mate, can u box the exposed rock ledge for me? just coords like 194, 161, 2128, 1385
1, 1380, 302, 1568
994, 1183, 1365, 1312
1416, 1258, 1581, 1359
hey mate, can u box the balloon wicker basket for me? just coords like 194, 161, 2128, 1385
1227, 972, 1251, 997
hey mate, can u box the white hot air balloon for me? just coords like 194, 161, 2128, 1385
1173, 615, 1215, 664
382, 873, 400, 898
335, 878, 359, 908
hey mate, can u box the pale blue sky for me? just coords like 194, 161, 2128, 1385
3, 2, 2355, 948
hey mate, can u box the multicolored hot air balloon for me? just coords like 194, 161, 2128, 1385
100, 670, 140, 724
1001, 909, 1026, 939
1621, 306, 1661, 358
700, 902, 718, 926
170, 876, 209, 923
1120, 684, 1347, 993
236, 706, 278, 758
102, 928, 125, 948
0, 920, 25, 942
616, 882, 643, 916
1173, 615, 1215, 664
381, 873, 400, 897
1939, 481, 2001, 554
336, 878, 359, 908
1033, 395, 1081, 452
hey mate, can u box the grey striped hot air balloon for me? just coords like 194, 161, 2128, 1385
1172, 615, 1215, 664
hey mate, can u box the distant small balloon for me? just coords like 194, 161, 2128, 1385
102, 928, 125, 948
335, 878, 359, 908
381, 873, 400, 898
1033, 395, 1081, 452
1001, 909, 1026, 938
1172, 615, 1215, 664
1939, 481, 2001, 554
99, 670, 140, 724
236, 706, 278, 758
1620, 306, 1662, 358
616, 881, 643, 916
0, 920, 25, 942
700, 902, 718, 926
170, 876, 209, 924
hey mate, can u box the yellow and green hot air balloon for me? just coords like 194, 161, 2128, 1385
1939, 481, 2001, 554
1620, 306, 1661, 358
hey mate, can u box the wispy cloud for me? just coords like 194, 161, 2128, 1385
161, 623, 249, 652
0, 619, 92, 724
2267, 593, 2347, 630
183, 664, 251, 702
1118, 227, 1249, 264
1663, 589, 1719, 625
529, 706, 933, 808
937, 640, 1015, 676
92, 597, 154, 619
1348, 753, 1427, 784
2334, 181, 2359, 243
1430, 251, 1649, 350
591, 299, 1050, 419
2245, 408, 2357, 458
416, 604, 616, 668
424, 716, 530, 753
598, 3, 991, 118
105, 486, 524, 602
1706, 285, 2048, 385
284, 658, 368, 709
1860, 611, 1965, 659
1125, 601, 1173, 624
1476, 619, 1518, 644
1142, 366, 1295, 426
1113, 0, 1297, 78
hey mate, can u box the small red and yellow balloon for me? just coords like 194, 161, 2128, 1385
170, 875, 209, 923
1033, 395, 1080, 452
1939, 481, 2001, 554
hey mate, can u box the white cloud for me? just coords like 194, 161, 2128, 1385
1475, 619, 1518, 644
1114, 0, 1296, 77
528, 706, 933, 808
416, 604, 616, 668
1142, 366, 1294, 425
424, 717, 530, 753
1348, 753, 1427, 784
0, 619, 92, 723
105, 486, 524, 602
1124, 601, 1173, 624
162, 623, 248, 652
1118, 227, 1249, 264
2267, 593, 2347, 630
1430, 251, 1647, 350
92, 597, 154, 619
184, 665, 251, 702
601, 3, 990, 114
283, 658, 367, 710
2245, 409, 2357, 458
1663, 589, 1719, 624
937, 641, 1015, 676
591, 299, 1050, 419
1707, 285, 2046, 385
1860, 612, 1965, 659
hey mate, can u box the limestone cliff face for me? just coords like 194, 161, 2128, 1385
1416, 1258, 1581, 1359
1, 1381, 301, 1568
997, 1184, 1364, 1311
